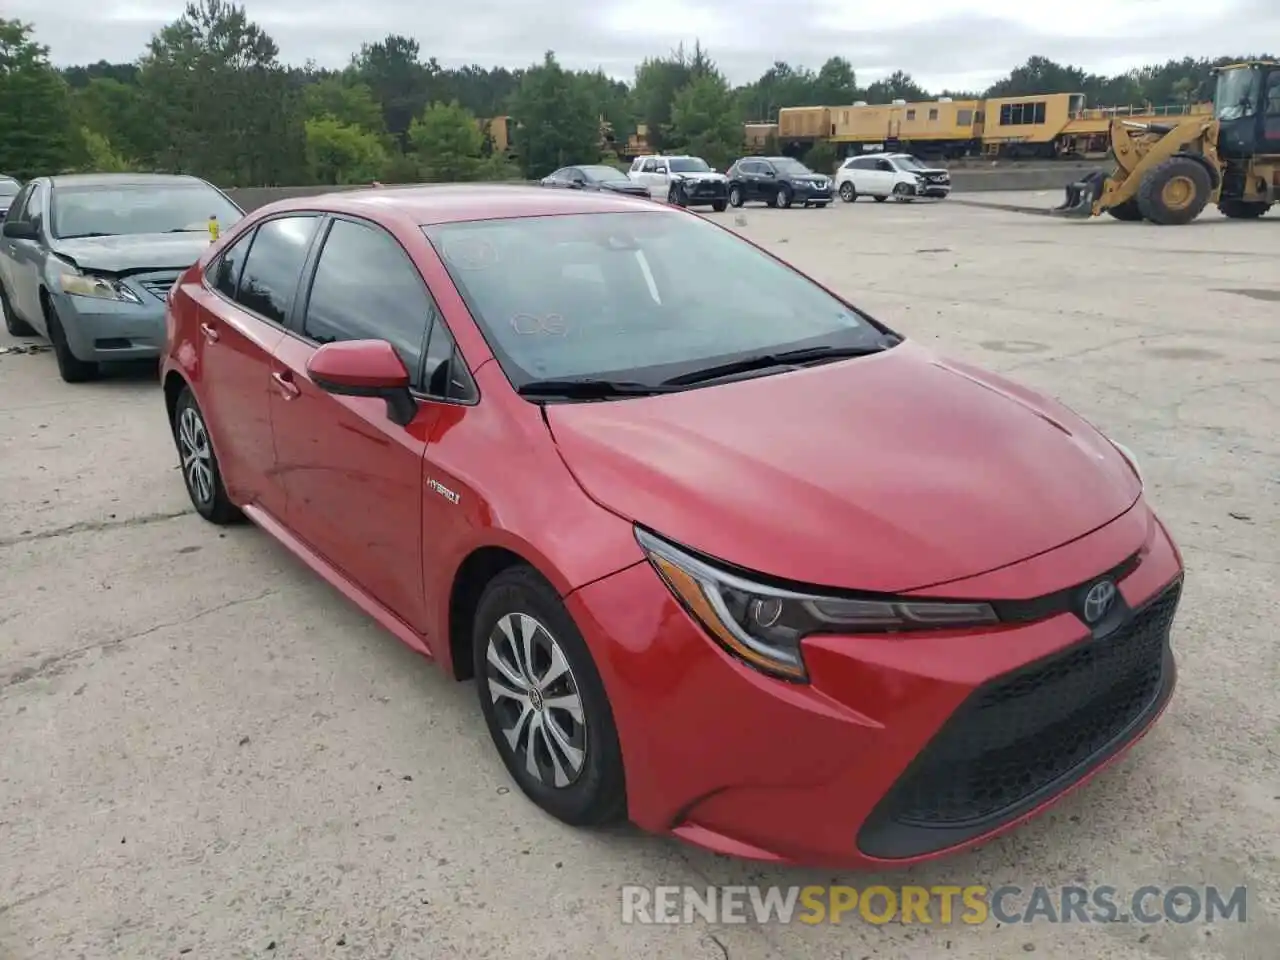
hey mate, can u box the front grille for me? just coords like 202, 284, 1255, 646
858, 578, 1180, 859
136, 274, 181, 300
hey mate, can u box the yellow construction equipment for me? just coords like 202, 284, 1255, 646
1054, 61, 1280, 224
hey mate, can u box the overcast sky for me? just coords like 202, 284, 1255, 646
12, 0, 1280, 93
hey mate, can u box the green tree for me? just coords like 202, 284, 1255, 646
669, 72, 742, 170
865, 70, 930, 102
304, 117, 389, 184
70, 77, 152, 164
302, 76, 386, 133
408, 100, 486, 181
76, 127, 133, 172
139, 0, 308, 186
508, 52, 599, 178
0, 19, 74, 178
632, 42, 717, 150
813, 57, 857, 105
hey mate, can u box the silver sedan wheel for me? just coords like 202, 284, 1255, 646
178, 406, 215, 506
485, 612, 587, 788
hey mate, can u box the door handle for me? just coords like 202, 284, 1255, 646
199, 321, 219, 342
271, 369, 300, 399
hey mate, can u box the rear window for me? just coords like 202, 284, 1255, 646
423, 211, 882, 387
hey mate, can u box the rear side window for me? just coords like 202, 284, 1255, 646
302, 218, 436, 384
209, 231, 253, 300
234, 215, 320, 324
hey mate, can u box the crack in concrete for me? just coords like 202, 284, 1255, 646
0, 881, 70, 917
0, 508, 193, 549
0, 589, 279, 691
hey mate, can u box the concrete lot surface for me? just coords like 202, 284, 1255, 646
1, 194, 1277, 959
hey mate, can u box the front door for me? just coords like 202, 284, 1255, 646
1263, 69, 1280, 153
6, 181, 48, 326
188, 214, 320, 516
269, 215, 442, 632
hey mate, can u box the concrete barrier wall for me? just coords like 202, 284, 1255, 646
224, 165, 1106, 212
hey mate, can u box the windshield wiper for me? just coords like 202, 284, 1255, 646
517, 377, 683, 399
57, 231, 116, 239
662, 340, 899, 387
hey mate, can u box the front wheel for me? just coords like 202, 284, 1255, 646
711, 200, 727, 212
173, 386, 242, 524
45, 299, 99, 383
873, 195, 888, 203
473, 566, 627, 827
667, 185, 686, 207
775, 187, 792, 209
839, 181, 856, 202
1136, 157, 1211, 225
892, 183, 914, 202
728, 185, 744, 208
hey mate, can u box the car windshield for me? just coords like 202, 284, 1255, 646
424, 211, 889, 390
582, 166, 629, 183
668, 158, 711, 173
773, 158, 814, 176
1214, 68, 1261, 120
894, 156, 926, 170
50, 183, 243, 239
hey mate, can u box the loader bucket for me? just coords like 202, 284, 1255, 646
1052, 170, 1106, 218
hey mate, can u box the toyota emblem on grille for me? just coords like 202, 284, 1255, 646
1082, 579, 1117, 624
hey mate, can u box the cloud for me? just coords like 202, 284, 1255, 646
11, 0, 1280, 91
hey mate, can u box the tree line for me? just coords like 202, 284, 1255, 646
1, 1, 1272, 186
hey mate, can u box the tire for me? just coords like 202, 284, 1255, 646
711, 200, 727, 212
172, 386, 242, 524
728, 185, 744, 208
473, 565, 627, 827
667, 185, 686, 207
839, 182, 856, 202
44, 297, 99, 383
1, 282, 36, 337
892, 183, 914, 202
776, 187, 792, 209
813, 202, 828, 209
1217, 199, 1271, 219
874, 195, 888, 203
1106, 199, 1144, 221
1136, 157, 1212, 225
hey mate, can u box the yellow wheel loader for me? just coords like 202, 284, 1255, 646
1055, 61, 1280, 224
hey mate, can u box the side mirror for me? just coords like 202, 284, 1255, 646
3, 220, 37, 241
762, 170, 775, 178
307, 339, 418, 426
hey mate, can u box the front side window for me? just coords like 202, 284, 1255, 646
234, 215, 319, 325
772, 158, 813, 176
424, 211, 887, 390
208, 230, 253, 300
50, 182, 243, 240
581, 165, 629, 183
302, 217, 435, 383
1215, 69, 1261, 120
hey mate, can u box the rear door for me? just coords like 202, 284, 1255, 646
0, 181, 34, 322
194, 213, 321, 515
269, 215, 442, 631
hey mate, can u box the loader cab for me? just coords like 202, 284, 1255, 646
1213, 62, 1280, 158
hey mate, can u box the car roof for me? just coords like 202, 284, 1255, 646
48, 173, 211, 189
254, 183, 670, 227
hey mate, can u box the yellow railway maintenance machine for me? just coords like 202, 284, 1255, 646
1056, 61, 1280, 224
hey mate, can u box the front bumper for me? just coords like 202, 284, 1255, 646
51, 290, 167, 362
920, 182, 951, 198
566, 499, 1182, 868
676, 180, 729, 204
792, 183, 833, 203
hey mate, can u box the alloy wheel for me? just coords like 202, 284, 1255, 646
178, 405, 215, 507
485, 611, 587, 788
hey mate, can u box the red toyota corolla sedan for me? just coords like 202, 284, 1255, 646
160, 184, 1183, 868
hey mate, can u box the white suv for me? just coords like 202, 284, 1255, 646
627, 155, 729, 210
834, 153, 951, 203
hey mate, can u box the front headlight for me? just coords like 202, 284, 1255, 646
1110, 440, 1144, 486
636, 528, 999, 682
57, 268, 141, 304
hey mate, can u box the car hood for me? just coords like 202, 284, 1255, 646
49, 233, 213, 274
545, 341, 1141, 594
673, 172, 728, 183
